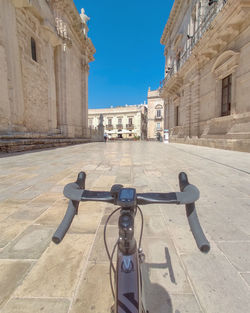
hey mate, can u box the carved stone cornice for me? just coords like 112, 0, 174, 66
161, 73, 183, 97
160, 0, 182, 46
212, 50, 240, 79
52, 0, 95, 61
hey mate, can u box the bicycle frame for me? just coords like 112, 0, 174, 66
52, 171, 210, 313
113, 207, 146, 313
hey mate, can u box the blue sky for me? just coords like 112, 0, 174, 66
73, 1, 174, 109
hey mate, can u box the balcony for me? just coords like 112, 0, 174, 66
106, 125, 113, 131
155, 115, 163, 120
116, 124, 123, 129
161, 0, 228, 88
126, 124, 134, 130
156, 127, 163, 132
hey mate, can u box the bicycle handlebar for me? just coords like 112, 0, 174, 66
52, 171, 210, 253
63, 183, 200, 205
179, 172, 210, 253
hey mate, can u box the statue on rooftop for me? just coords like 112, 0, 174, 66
80, 8, 90, 25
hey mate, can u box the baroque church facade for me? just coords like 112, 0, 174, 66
0, 0, 95, 150
160, 0, 250, 152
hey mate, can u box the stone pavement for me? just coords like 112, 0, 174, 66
0, 142, 250, 313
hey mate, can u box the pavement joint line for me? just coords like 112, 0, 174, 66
9, 296, 72, 300
160, 206, 207, 313
215, 242, 250, 288
169, 145, 250, 175
0, 259, 37, 262
66, 202, 106, 313
215, 240, 250, 243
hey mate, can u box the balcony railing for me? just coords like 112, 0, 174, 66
155, 115, 163, 120
106, 125, 113, 130
160, 0, 227, 88
126, 124, 134, 130
116, 124, 123, 129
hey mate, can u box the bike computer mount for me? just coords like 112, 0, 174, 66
117, 188, 137, 207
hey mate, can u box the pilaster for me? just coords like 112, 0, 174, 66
190, 70, 201, 137
1, 0, 25, 132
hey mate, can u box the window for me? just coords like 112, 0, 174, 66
156, 109, 161, 117
156, 122, 161, 130
176, 51, 181, 71
175, 106, 179, 126
128, 117, 133, 125
108, 118, 112, 125
118, 118, 122, 124
221, 75, 231, 116
31, 37, 37, 62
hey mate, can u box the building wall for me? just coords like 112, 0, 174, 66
160, 0, 250, 152
147, 89, 165, 140
0, 0, 95, 138
88, 105, 147, 140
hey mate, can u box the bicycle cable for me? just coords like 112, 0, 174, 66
137, 205, 144, 249
104, 205, 144, 301
110, 239, 118, 299
104, 207, 121, 273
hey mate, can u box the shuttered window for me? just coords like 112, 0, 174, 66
221, 75, 232, 116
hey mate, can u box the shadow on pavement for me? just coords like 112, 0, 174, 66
142, 247, 182, 313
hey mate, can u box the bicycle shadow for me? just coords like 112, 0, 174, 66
141, 247, 180, 313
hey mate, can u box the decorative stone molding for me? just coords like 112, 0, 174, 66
160, 0, 182, 45
212, 50, 240, 79
12, 0, 31, 8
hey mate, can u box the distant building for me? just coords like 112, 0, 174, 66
0, 0, 95, 151
160, 0, 250, 152
147, 88, 165, 140
88, 105, 147, 140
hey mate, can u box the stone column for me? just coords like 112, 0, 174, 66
190, 70, 201, 137
46, 43, 57, 134
1, 0, 25, 132
54, 44, 68, 136
81, 57, 89, 137
185, 83, 192, 137
0, 11, 11, 132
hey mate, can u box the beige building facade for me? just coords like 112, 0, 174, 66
147, 88, 165, 140
160, 0, 250, 152
88, 105, 147, 140
0, 0, 95, 142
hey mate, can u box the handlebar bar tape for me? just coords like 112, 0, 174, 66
178, 172, 210, 253
186, 202, 210, 253
176, 184, 200, 204
52, 200, 78, 244
76, 171, 86, 189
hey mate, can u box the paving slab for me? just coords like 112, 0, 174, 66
142, 237, 192, 294
0, 142, 250, 313
14, 234, 94, 298
0, 225, 54, 259
0, 199, 27, 222
1, 298, 70, 313
70, 263, 113, 313
0, 260, 33, 308
181, 252, 250, 313
240, 273, 250, 286
143, 292, 202, 313
36, 199, 104, 234
0, 217, 30, 249
217, 241, 250, 272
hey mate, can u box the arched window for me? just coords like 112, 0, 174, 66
31, 37, 37, 62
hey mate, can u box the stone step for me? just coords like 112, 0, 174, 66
0, 137, 92, 153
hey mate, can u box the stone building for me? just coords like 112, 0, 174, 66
0, 0, 95, 151
88, 105, 147, 140
160, 0, 250, 152
147, 88, 165, 140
